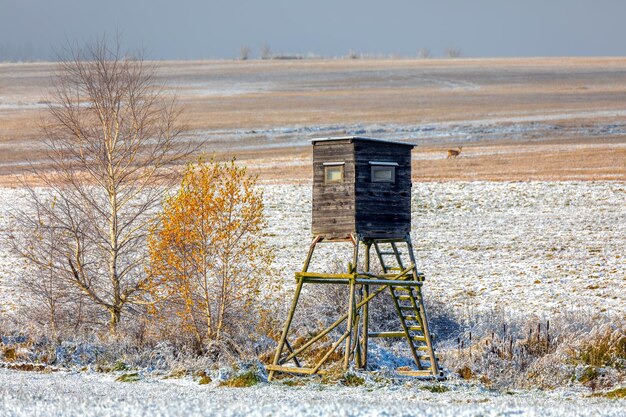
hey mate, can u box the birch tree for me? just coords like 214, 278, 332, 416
6, 36, 192, 333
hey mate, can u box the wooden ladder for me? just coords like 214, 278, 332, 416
371, 238, 441, 377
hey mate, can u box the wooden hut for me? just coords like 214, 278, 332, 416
312, 136, 415, 239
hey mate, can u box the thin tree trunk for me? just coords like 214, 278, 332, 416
108, 176, 121, 333
216, 257, 229, 341
109, 307, 121, 333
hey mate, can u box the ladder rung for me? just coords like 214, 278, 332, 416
378, 251, 397, 255
408, 326, 423, 331
265, 364, 328, 375
403, 315, 420, 321
397, 295, 413, 301
394, 287, 412, 292
368, 332, 427, 343
386, 267, 403, 271
368, 331, 405, 338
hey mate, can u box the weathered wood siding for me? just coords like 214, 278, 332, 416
311, 140, 356, 238
354, 141, 413, 238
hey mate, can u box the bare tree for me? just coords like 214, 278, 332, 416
239, 45, 251, 61
445, 47, 462, 58
346, 50, 359, 60
417, 48, 432, 59
13, 224, 91, 340
260, 44, 272, 60
5, 36, 193, 334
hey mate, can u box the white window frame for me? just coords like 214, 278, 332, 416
369, 161, 398, 183
323, 162, 345, 184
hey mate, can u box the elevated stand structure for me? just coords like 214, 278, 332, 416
267, 136, 442, 380
267, 233, 441, 379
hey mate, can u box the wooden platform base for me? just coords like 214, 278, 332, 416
396, 369, 446, 380
268, 234, 441, 381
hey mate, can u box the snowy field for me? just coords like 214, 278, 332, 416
1, 181, 625, 317
0, 368, 624, 417
263, 181, 626, 318
0, 181, 625, 416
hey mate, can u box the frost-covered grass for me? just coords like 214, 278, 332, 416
0, 368, 625, 417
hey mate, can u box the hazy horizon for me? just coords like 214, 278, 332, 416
2, 0, 626, 61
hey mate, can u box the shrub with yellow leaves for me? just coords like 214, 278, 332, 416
146, 158, 276, 355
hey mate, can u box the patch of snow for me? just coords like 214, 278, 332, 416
0, 101, 49, 110
0, 369, 623, 416
187, 118, 626, 151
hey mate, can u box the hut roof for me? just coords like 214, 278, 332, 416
311, 136, 416, 148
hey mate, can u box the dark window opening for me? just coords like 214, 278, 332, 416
370, 162, 397, 183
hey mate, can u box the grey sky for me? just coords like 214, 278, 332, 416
1, 0, 625, 60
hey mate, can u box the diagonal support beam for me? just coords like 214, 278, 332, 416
279, 266, 415, 365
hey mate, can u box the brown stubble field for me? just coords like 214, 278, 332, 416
0, 57, 625, 185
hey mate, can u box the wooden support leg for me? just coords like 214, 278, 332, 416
344, 277, 356, 370
280, 279, 389, 365
354, 284, 362, 368
302, 235, 322, 272
284, 339, 301, 368
269, 236, 321, 381
312, 331, 350, 374
269, 277, 304, 381
361, 242, 371, 369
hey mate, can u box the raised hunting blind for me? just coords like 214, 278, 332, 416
267, 137, 442, 380
312, 136, 413, 239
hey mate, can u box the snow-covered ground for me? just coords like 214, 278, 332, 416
0, 368, 624, 417
1, 181, 625, 318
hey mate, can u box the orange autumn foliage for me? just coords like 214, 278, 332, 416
146, 159, 274, 347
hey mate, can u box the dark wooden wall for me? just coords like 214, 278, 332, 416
354, 141, 413, 239
311, 140, 356, 238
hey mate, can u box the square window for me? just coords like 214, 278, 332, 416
324, 165, 344, 183
371, 165, 395, 183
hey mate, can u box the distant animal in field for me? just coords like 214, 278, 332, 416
447, 146, 462, 159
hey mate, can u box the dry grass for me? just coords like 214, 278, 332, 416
414, 140, 626, 181
440, 312, 626, 390
573, 325, 626, 368
600, 387, 626, 399
218, 370, 261, 387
